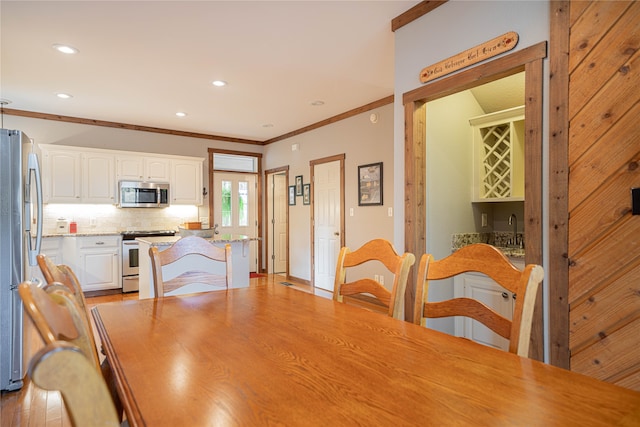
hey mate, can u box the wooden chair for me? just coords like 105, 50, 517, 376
18, 280, 123, 421
150, 235, 232, 297
28, 341, 120, 427
36, 254, 91, 335
333, 239, 415, 319
413, 243, 544, 357
19, 280, 100, 367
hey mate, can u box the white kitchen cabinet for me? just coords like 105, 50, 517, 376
82, 152, 115, 203
171, 158, 203, 205
41, 147, 82, 203
63, 235, 121, 291
453, 257, 524, 352
40, 144, 203, 206
116, 155, 170, 182
469, 106, 525, 202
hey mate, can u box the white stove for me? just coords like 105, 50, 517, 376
121, 230, 176, 292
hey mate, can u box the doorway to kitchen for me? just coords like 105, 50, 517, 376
208, 149, 262, 273
265, 166, 289, 276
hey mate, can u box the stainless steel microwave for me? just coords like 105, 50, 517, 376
118, 181, 170, 208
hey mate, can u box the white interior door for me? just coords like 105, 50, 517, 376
313, 160, 341, 291
213, 172, 258, 272
273, 174, 287, 274
267, 172, 287, 274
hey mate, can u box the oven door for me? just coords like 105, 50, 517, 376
122, 240, 139, 276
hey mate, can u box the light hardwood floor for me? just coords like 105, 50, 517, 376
0, 274, 313, 427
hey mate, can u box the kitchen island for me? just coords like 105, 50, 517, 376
136, 234, 258, 299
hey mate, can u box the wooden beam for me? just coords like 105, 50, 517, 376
548, 0, 571, 369
1, 108, 263, 145
391, 1, 448, 32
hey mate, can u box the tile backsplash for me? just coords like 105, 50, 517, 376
43, 204, 201, 234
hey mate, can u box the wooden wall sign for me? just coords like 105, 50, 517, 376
419, 31, 519, 83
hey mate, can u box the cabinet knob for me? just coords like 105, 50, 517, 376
501, 292, 509, 299
513, 293, 517, 300
95, 241, 104, 245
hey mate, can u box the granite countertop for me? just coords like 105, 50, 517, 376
452, 232, 525, 259
136, 234, 259, 246
43, 232, 122, 238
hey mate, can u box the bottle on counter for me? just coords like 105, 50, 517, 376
69, 221, 77, 233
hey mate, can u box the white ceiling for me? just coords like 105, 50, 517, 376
0, 1, 419, 142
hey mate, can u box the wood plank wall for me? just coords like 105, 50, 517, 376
567, 0, 640, 390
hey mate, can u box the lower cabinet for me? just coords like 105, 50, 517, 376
453, 257, 524, 352
63, 235, 121, 291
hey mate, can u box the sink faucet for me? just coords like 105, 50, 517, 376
508, 214, 517, 247
213, 223, 220, 235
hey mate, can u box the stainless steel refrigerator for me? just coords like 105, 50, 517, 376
0, 129, 42, 391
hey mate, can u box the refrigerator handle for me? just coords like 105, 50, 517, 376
26, 151, 43, 266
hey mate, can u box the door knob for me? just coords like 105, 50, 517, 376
334, 232, 340, 236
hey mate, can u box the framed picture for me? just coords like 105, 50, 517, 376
303, 183, 310, 205
295, 175, 303, 196
358, 162, 383, 206
288, 185, 296, 205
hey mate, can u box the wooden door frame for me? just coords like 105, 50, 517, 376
264, 166, 289, 275
208, 148, 263, 272
403, 42, 547, 360
309, 154, 345, 287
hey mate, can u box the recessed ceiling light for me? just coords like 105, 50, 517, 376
176, 112, 187, 117
212, 80, 227, 87
262, 123, 274, 128
56, 93, 73, 99
52, 44, 78, 54
310, 100, 325, 106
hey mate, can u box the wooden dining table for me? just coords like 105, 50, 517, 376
92, 284, 640, 426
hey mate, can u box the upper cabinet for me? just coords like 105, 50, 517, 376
171, 158, 203, 205
116, 155, 171, 182
39, 144, 203, 205
83, 152, 115, 203
41, 147, 82, 203
469, 106, 524, 202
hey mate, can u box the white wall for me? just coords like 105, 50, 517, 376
393, 1, 550, 349
263, 103, 395, 282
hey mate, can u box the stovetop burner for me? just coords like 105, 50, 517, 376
121, 230, 176, 240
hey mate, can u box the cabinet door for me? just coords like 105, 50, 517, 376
171, 159, 203, 205
79, 250, 120, 291
42, 149, 82, 203
145, 157, 171, 182
116, 156, 145, 181
70, 236, 121, 291
83, 153, 115, 203
456, 272, 513, 351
